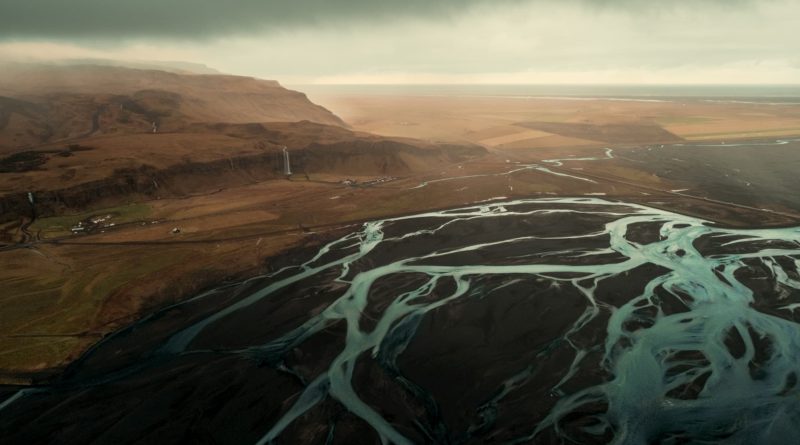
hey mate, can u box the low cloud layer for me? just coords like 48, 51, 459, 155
0, 0, 795, 84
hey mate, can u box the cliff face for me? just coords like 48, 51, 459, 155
0, 64, 346, 150
0, 143, 485, 221
0, 122, 486, 222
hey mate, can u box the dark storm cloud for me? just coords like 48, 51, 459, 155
0, 0, 513, 40
0, 0, 757, 40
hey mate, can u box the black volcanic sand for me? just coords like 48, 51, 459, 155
2, 199, 800, 444
620, 139, 800, 212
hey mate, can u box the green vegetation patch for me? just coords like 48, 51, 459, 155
31, 203, 152, 238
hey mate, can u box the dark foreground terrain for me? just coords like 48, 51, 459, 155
618, 137, 800, 212
2, 198, 800, 445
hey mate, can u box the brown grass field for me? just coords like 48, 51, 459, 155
307, 93, 800, 146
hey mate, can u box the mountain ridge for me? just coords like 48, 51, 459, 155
0, 64, 346, 150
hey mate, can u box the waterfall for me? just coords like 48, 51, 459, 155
283, 146, 292, 176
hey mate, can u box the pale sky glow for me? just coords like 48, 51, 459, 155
0, 0, 798, 84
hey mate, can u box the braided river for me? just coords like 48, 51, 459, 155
3, 197, 800, 444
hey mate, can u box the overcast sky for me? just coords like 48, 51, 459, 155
0, 0, 798, 84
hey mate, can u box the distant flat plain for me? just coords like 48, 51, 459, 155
301, 84, 800, 146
